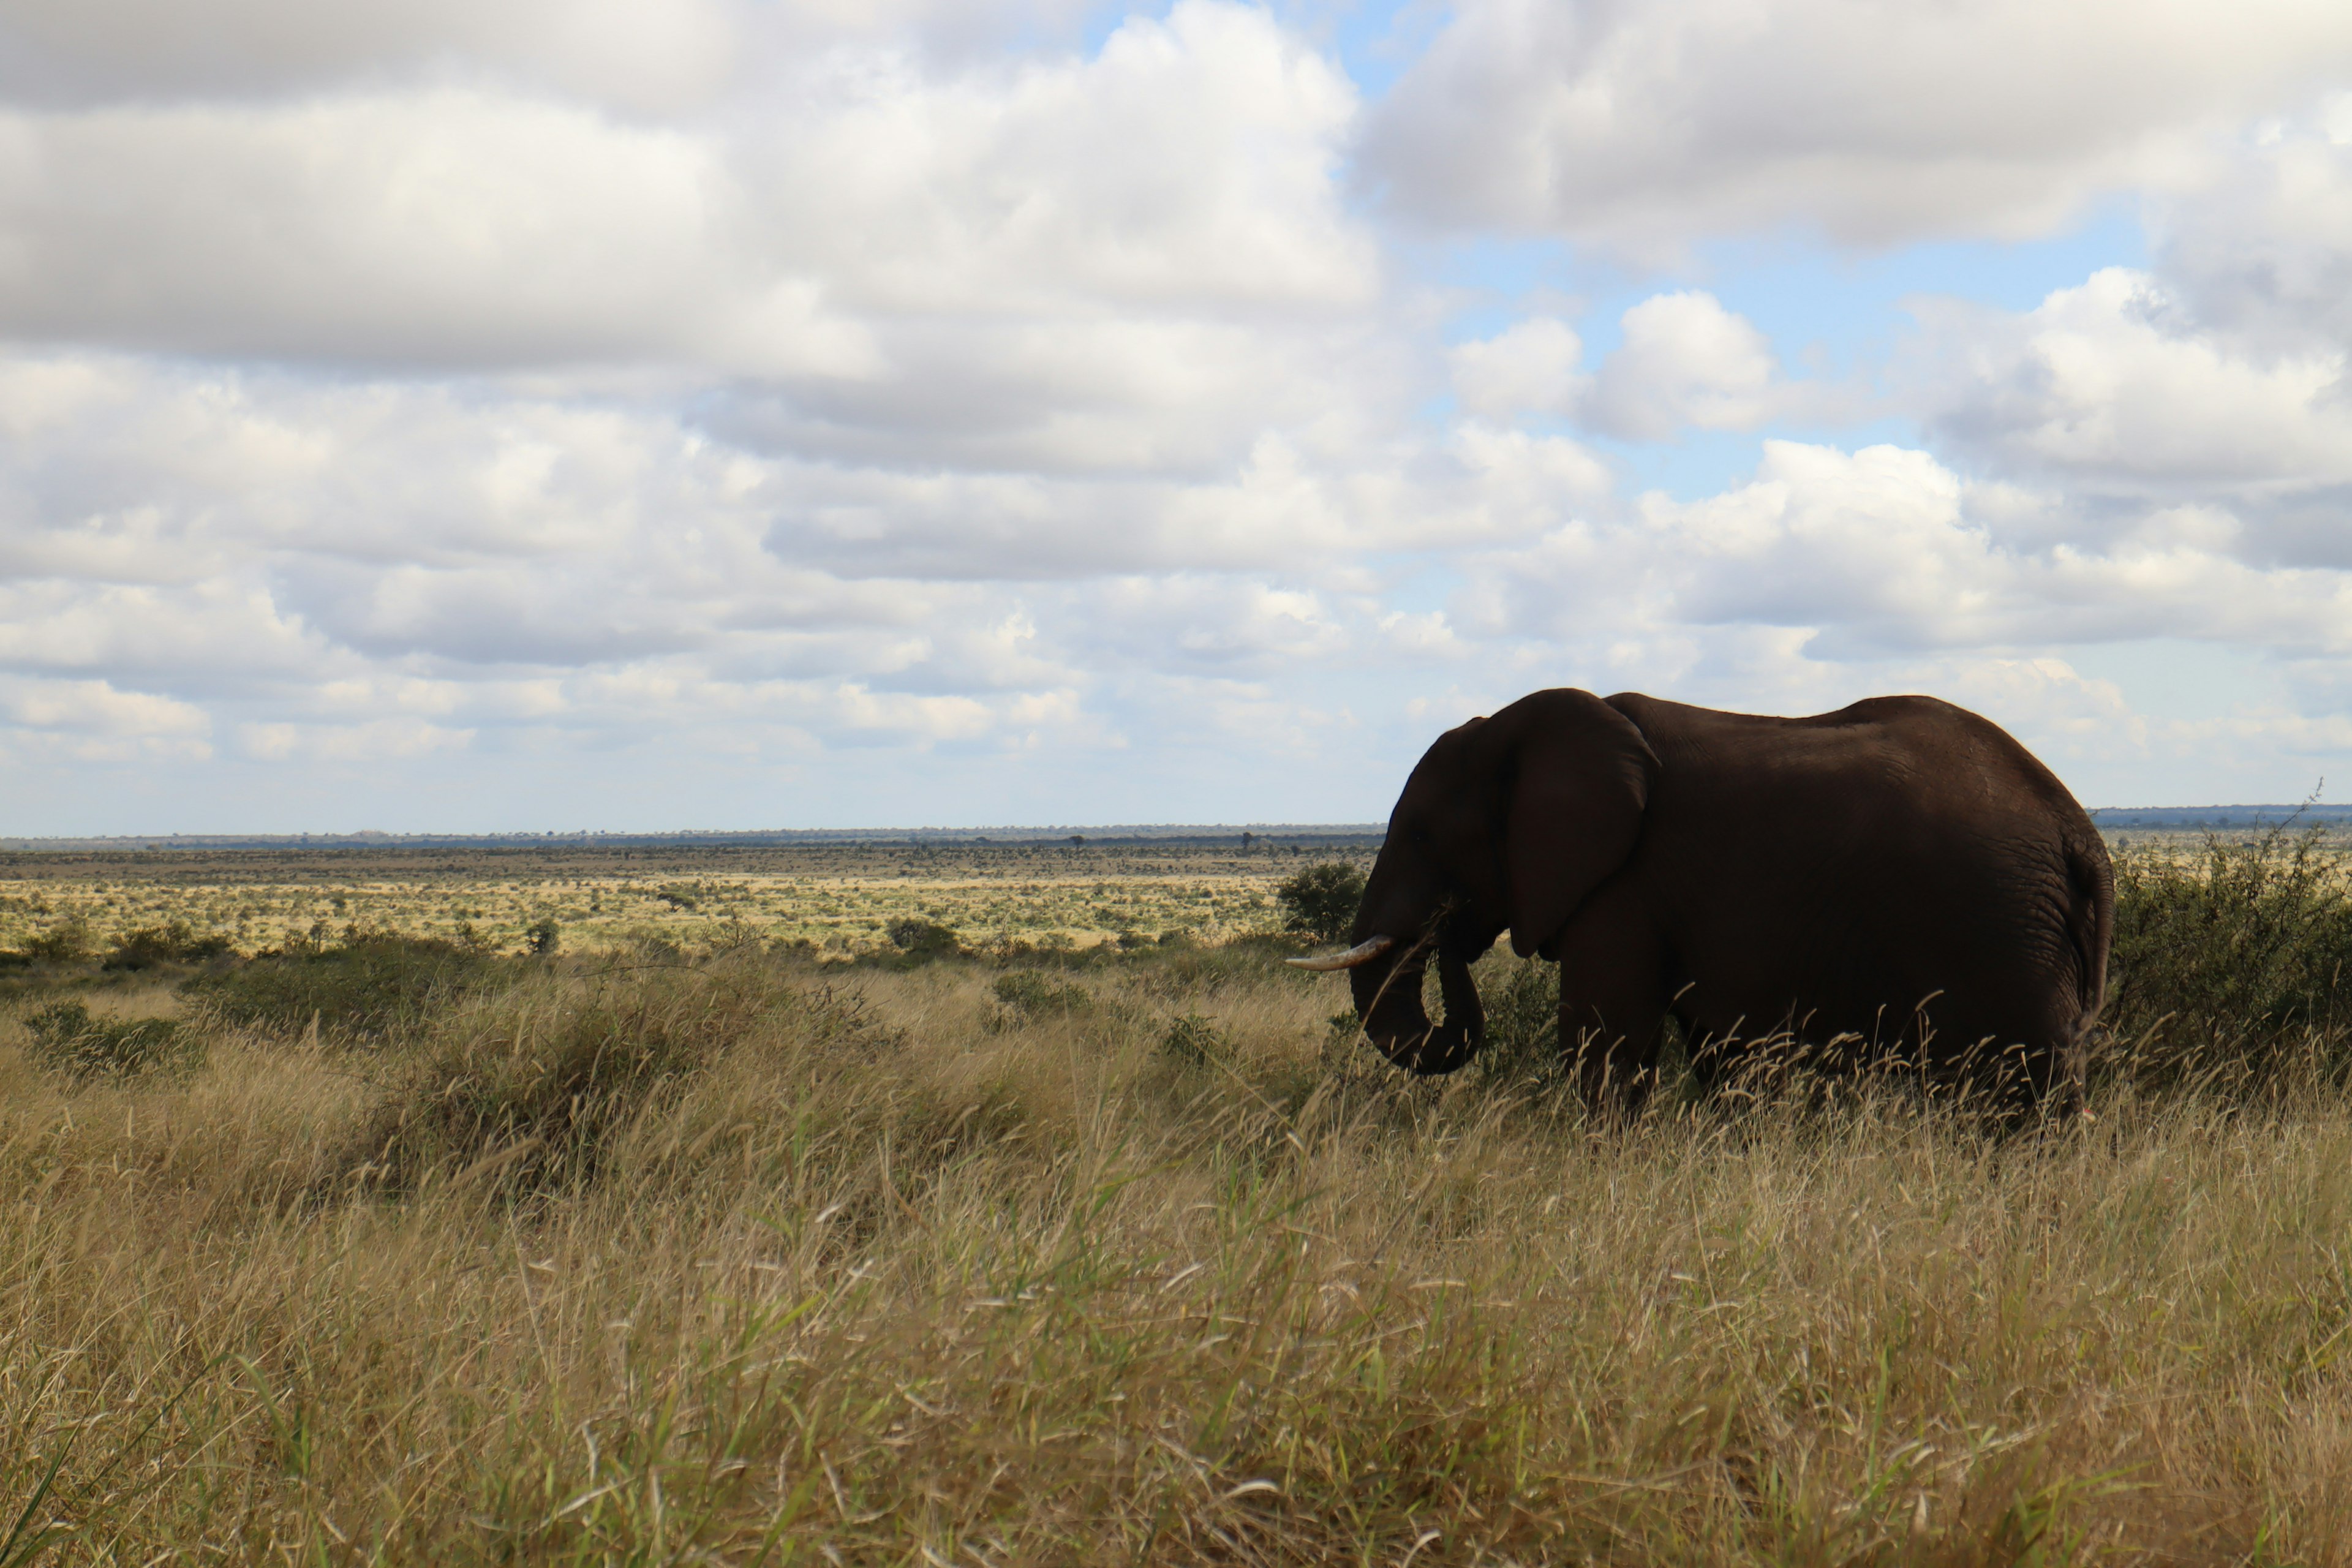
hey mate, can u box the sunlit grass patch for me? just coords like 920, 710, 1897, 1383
0, 839, 1359, 957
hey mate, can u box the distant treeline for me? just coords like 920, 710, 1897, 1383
0, 824, 1391, 853
2090, 805, 2352, 831
7, 806, 2345, 853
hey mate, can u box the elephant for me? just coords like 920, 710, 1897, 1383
1292, 689, 2113, 1116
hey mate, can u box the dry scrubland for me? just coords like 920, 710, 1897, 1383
0, 832, 2349, 1562
0, 840, 1366, 958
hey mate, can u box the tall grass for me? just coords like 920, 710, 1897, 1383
1, 846, 2350, 1561
2105, 826, 2352, 1088
184, 929, 515, 1043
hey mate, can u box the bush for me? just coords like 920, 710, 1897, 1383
102, 920, 234, 971
21, 998, 200, 1082
1474, 954, 1561, 1082
992, 972, 1092, 1019
186, 929, 509, 1042
356, 961, 882, 1194
17, 921, 91, 965
1275, 862, 1366, 944
2106, 825, 2352, 1087
1161, 1012, 1232, 1068
885, 920, 962, 959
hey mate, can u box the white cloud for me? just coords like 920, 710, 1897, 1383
4, 0, 2352, 824
761, 4, 1371, 315
0, 0, 1116, 112
1450, 317, 1586, 418
0, 92, 872, 374
1586, 292, 1785, 439
0, 674, 207, 736
1467, 440, 2352, 671
1452, 293, 1839, 439
1914, 268, 2352, 497
1361, 0, 2352, 250
2109, 97, 2352, 358
0, 0, 1376, 483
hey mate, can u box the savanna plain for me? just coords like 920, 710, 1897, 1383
3, 830, 2352, 1564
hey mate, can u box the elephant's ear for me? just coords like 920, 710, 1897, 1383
1496, 690, 1659, 957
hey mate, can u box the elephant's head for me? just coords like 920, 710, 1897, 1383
1292, 688, 1658, 1074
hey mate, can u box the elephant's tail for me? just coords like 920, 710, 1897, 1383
2060, 824, 2116, 1048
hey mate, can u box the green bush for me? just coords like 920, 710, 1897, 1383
185, 929, 510, 1042
2105, 825, 2352, 1087
102, 920, 234, 971
356, 961, 883, 1194
21, 998, 200, 1082
1161, 1012, 1232, 1068
1473, 954, 1561, 1082
992, 972, 1092, 1019
1275, 862, 1366, 944
17, 922, 91, 965
885, 920, 962, 960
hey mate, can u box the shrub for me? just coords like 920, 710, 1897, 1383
1161, 1012, 1232, 1067
102, 919, 234, 971
17, 921, 91, 965
2105, 825, 2352, 1087
355, 961, 881, 1194
186, 929, 510, 1042
21, 998, 200, 1082
1275, 862, 1366, 944
1473, 954, 1561, 1082
992, 972, 1092, 1019
885, 920, 962, 960
524, 918, 560, 957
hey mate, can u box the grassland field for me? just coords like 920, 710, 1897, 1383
0, 840, 1376, 959
0, 829, 2346, 1564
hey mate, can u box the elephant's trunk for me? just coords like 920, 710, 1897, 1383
1350, 934, 1484, 1074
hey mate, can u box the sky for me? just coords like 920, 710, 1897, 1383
4, 0, 2352, 832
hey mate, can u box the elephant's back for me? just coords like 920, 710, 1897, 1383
1610, 690, 2092, 848
1604, 690, 2105, 1057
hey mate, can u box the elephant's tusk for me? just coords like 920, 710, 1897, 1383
1285, 935, 1396, 971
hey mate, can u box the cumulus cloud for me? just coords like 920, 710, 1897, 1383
1450, 316, 1587, 418
0, 0, 1373, 459
1362, 0, 2352, 250
1913, 268, 2352, 503
0, 0, 736, 111
1585, 292, 1790, 439
1462, 442, 2352, 708
0, 346, 1534, 793
0, 92, 872, 373
1869, 96, 2352, 615
7, 0, 2352, 824
2144, 96, 2352, 358
0, 0, 1120, 113
1452, 293, 1839, 439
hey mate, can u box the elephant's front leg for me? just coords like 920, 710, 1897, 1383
1555, 915, 1670, 1117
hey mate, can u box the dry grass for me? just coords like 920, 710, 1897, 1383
0, 841, 1368, 957
1, 946, 2350, 1564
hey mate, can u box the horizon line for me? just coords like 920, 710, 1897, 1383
1, 803, 2347, 851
